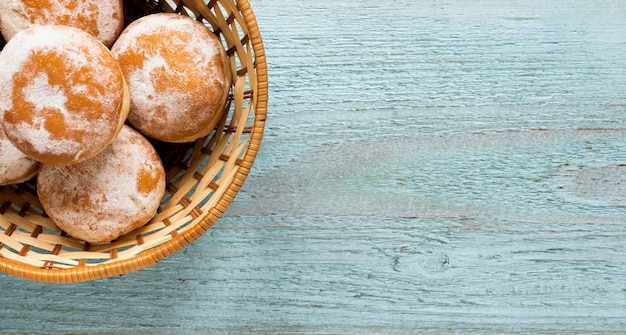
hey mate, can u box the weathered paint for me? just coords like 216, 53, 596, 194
1, 0, 625, 333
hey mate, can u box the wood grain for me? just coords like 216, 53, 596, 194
1, 0, 625, 333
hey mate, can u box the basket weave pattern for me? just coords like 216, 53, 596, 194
0, 0, 267, 283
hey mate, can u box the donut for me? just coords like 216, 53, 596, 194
0, 49, 36, 185
0, 0, 123, 47
111, 13, 231, 143
0, 25, 130, 166
0, 126, 38, 185
37, 125, 166, 243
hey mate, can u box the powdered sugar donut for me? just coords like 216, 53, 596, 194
0, 0, 123, 47
37, 125, 166, 243
111, 13, 231, 143
0, 126, 38, 185
0, 25, 130, 166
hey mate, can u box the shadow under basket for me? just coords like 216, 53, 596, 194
0, 0, 267, 283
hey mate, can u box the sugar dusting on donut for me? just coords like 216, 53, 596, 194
0, 0, 123, 47
37, 125, 166, 243
111, 13, 229, 142
0, 126, 38, 185
0, 25, 127, 166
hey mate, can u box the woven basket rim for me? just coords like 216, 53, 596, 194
0, 0, 267, 283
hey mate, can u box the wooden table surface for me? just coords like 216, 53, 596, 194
1, 0, 626, 334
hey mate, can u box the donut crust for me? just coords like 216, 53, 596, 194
37, 125, 166, 243
112, 13, 231, 143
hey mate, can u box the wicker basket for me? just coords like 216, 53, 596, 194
0, 0, 267, 283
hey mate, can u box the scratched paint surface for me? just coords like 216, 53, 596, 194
1, 0, 625, 333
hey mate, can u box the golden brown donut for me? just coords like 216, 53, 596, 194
0, 47, 36, 185
111, 13, 231, 143
0, 0, 124, 47
0, 25, 129, 166
37, 125, 166, 243
0, 125, 38, 185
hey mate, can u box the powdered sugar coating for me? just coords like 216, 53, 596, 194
0, 126, 38, 185
37, 125, 166, 243
0, 25, 127, 166
0, 0, 123, 47
111, 13, 230, 142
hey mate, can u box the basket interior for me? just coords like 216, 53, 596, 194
0, 0, 266, 282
